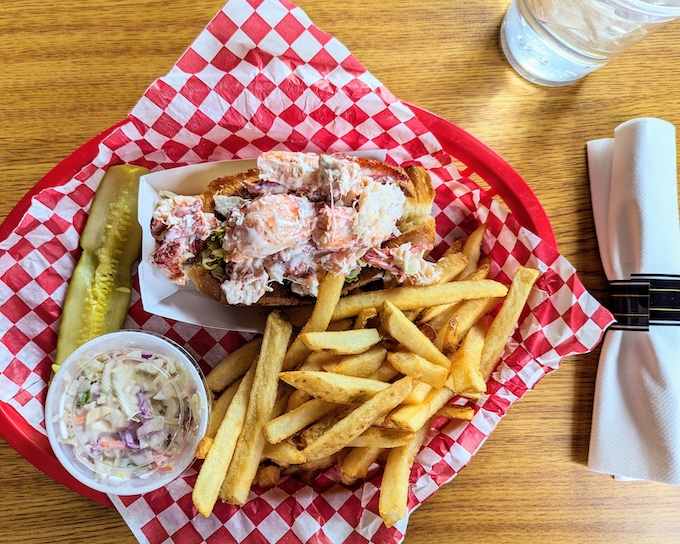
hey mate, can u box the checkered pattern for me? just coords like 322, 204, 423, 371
0, 0, 614, 543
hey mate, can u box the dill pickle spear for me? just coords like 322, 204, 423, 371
54, 164, 149, 371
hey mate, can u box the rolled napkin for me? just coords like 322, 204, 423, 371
587, 117, 680, 484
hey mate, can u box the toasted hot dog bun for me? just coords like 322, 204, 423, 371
188, 161, 436, 307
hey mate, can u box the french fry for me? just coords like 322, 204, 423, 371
433, 316, 457, 352
451, 296, 503, 347
380, 300, 450, 368
195, 436, 214, 459
254, 464, 281, 490
298, 271, 347, 332
354, 307, 378, 329
387, 351, 448, 388
296, 454, 340, 472
220, 311, 293, 505
299, 405, 356, 447
455, 224, 487, 280
441, 319, 459, 357
263, 440, 306, 466
446, 323, 486, 399
402, 382, 433, 405
480, 266, 540, 380
444, 238, 465, 256
301, 350, 339, 370
286, 389, 313, 412
419, 262, 491, 325
403, 309, 422, 321
192, 366, 255, 517
206, 337, 262, 393
369, 362, 400, 382
435, 404, 475, 420
348, 427, 416, 448
300, 329, 382, 354
283, 272, 345, 370
286, 352, 333, 410
327, 318, 355, 331
388, 387, 454, 432
418, 322, 437, 342
328, 345, 387, 377
205, 378, 241, 440
280, 371, 388, 404
301, 375, 419, 462
338, 446, 382, 485
433, 251, 467, 283
332, 280, 508, 320
264, 398, 339, 444
379, 419, 431, 528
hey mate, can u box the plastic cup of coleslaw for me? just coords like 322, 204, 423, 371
45, 330, 210, 495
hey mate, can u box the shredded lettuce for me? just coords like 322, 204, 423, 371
345, 259, 367, 284
201, 226, 227, 280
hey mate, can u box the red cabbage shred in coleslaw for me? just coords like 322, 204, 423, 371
57, 347, 202, 482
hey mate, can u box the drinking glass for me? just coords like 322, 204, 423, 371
501, 0, 680, 86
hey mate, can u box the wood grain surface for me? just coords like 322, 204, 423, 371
2, 1, 680, 543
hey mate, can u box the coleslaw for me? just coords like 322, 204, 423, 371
52, 338, 206, 487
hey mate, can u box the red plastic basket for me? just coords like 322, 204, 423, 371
0, 106, 555, 507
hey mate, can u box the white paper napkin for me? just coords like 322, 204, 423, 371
587, 117, 680, 484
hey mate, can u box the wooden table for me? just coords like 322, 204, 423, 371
1, 1, 679, 543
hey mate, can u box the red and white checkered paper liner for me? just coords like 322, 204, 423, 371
0, 0, 614, 542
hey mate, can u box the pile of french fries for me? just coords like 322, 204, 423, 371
192, 225, 540, 527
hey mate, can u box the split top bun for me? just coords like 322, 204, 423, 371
150, 152, 437, 306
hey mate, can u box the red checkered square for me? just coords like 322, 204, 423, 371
274, 12, 305, 43
276, 530, 306, 544
146, 80, 179, 110
207, 10, 240, 44
145, 486, 177, 514
279, 73, 306, 102
177, 48, 210, 74
555, 334, 588, 356
212, 48, 244, 73
117, 495, 140, 508
29, 296, 61, 326
251, 104, 276, 132
152, 112, 184, 139
67, 181, 96, 208
2, 264, 33, 294
309, 103, 334, 126
220, 106, 249, 132
179, 76, 213, 108
341, 129, 368, 149
215, 74, 246, 103
12, 386, 38, 407
248, 73, 277, 101
206, 527, 238, 544
0, 295, 31, 323
370, 524, 405, 544
34, 267, 67, 295
3, 357, 32, 386
142, 518, 171, 543
307, 495, 335, 521
31, 326, 56, 356
170, 523, 204, 544
6, 237, 36, 262
456, 423, 487, 455
241, 12, 272, 44
205, 526, 238, 544
2, 326, 31, 357
34, 238, 68, 266
275, 496, 305, 525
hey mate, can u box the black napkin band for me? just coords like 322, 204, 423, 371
609, 274, 680, 330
